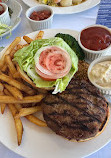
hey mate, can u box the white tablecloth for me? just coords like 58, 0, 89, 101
0, 0, 111, 158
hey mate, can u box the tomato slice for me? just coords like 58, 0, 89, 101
35, 46, 71, 81
40, 76, 56, 81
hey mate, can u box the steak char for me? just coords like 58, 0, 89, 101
42, 79, 108, 141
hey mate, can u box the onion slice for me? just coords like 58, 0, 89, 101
34, 46, 71, 80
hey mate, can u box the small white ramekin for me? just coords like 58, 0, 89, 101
0, 3, 10, 25
26, 5, 53, 31
78, 25, 111, 61
88, 55, 111, 95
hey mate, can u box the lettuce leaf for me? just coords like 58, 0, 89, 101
0, 23, 12, 38
14, 37, 78, 94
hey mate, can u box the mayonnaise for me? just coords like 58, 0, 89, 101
89, 61, 111, 88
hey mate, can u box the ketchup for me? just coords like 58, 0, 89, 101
80, 27, 111, 51
30, 10, 51, 21
0, 4, 5, 15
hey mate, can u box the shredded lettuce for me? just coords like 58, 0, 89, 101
0, 23, 12, 38
14, 37, 78, 94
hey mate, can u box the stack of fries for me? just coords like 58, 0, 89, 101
0, 31, 47, 146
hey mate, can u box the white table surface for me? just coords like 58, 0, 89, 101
0, 0, 111, 158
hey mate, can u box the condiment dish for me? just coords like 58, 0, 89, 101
88, 55, 111, 95
26, 5, 54, 31
0, 3, 10, 25
0, 0, 22, 38
78, 25, 111, 61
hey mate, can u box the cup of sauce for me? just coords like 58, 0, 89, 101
29, 10, 51, 21
26, 5, 53, 31
0, 4, 5, 15
78, 25, 111, 60
0, 3, 10, 26
88, 55, 111, 95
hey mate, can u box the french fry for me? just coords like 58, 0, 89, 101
1, 104, 6, 114
15, 106, 42, 118
0, 35, 48, 145
0, 91, 4, 95
4, 88, 11, 96
17, 64, 47, 94
16, 44, 23, 50
10, 44, 23, 58
0, 73, 35, 95
0, 71, 2, 75
23, 36, 33, 44
8, 104, 17, 115
5, 55, 17, 76
8, 104, 23, 146
0, 83, 4, 91
4, 89, 23, 145
8, 71, 13, 78
0, 91, 6, 114
13, 72, 20, 79
22, 44, 29, 47
25, 114, 47, 127
10, 44, 22, 59
1, 64, 7, 72
10, 48, 17, 58
4, 84, 23, 100
0, 95, 44, 104
0, 37, 21, 69
14, 118, 23, 146
15, 104, 22, 111
35, 31, 44, 40
17, 64, 36, 88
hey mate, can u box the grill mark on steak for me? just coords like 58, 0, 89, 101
44, 99, 105, 117
49, 111, 95, 124
51, 94, 102, 123
76, 95, 105, 113
44, 114, 92, 132
43, 80, 106, 114
44, 92, 105, 114
67, 85, 105, 101
44, 99, 94, 109
69, 79, 105, 97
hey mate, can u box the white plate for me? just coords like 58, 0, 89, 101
0, 0, 22, 37
22, 0, 100, 14
0, 29, 111, 158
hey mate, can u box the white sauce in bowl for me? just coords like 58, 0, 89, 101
89, 61, 111, 88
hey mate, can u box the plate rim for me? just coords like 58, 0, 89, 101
0, 28, 111, 158
21, 0, 100, 14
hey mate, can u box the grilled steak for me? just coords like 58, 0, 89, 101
42, 79, 109, 141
